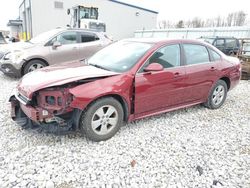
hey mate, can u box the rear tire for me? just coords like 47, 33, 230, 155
204, 80, 228, 109
80, 97, 124, 142
23, 60, 47, 75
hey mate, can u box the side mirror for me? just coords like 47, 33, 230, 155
9, 37, 16, 42
52, 41, 61, 49
144, 63, 164, 72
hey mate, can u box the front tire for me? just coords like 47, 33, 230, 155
23, 60, 47, 75
204, 80, 228, 109
80, 97, 124, 142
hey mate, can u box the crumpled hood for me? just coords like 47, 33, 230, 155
18, 61, 119, 98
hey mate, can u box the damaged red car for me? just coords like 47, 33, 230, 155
10, 39, 241, 141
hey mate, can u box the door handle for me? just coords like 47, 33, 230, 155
174, 72, 181, 77
72, 47, 77, 50
210, 67, 216, 71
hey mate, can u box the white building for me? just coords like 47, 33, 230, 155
16, 0, 158, 40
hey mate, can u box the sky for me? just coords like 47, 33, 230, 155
0, 0, 250, 30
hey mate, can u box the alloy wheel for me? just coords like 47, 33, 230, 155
91, 105, 118, 135
28, 63, 45, 72
212, 85, 225, 106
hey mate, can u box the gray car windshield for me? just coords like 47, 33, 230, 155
88, 41, 153, 72
29, 29, 62, 44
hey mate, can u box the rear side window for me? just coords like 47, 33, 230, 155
209, 49, 221, 61
148, 44, 180, 68
225, 39, 237, 48
80, 33, 99, 43
183, 44, 210, 65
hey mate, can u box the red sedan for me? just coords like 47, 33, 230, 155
10, 39, 241, 141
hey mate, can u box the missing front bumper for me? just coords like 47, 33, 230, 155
10, 96, 81, 134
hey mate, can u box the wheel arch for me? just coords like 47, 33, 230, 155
21, 58, 49, 75
81, 94, 129, 123
204, 76, 230, 105
219, 76, 231, 91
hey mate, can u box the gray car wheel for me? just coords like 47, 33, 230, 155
23, 60, 47, 75
204, 80, 228, 109
80, 97, 124, 142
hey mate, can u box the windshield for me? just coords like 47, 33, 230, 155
88, 41, 153, 72
79, 7, 98, 19
29, 29, 62, 44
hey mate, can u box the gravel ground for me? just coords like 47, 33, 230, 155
0, 72, 249, 188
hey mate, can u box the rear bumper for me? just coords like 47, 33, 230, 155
229, 69, 241, 90
230, 75, 240, 90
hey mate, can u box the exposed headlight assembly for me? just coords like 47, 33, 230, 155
3, 50, 24, 62
3, 52, 11, 60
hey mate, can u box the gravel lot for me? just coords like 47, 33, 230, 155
0, 72, 249, 188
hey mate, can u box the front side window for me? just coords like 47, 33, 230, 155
146, 44, 180, 69
183, 44, 210, 65
215, 39, 225, 47
56, 32, 77, 45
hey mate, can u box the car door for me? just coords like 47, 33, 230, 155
134, 44, 187, 116
77, 32, 103, 60
182, 43, 220, 102
49, 31, 79, 65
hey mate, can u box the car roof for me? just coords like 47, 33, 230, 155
49, 27, 102, 34
122, 38, 225, 56
201, 36, 237, 39
122, 38, 210, 45
66, 27, 102, 33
